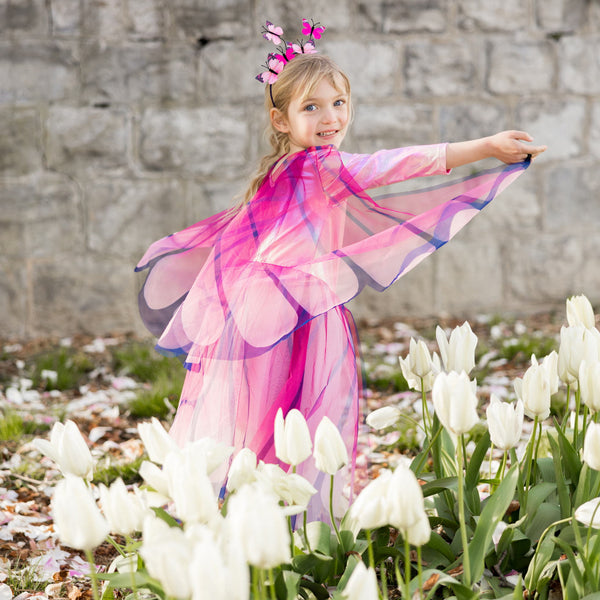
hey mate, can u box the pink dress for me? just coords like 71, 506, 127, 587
136, 144, 529, 521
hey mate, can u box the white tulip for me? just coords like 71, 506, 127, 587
138, 417, 179, 465
514, 361, 551, 420
98, 477, 146, 536
255, 463, 316, 508
486, 395, 524, 451
583, 422, 600, 471
405, 511, 431, 547
226, 448, 258, 492
365, 406, 401, 430
349, 469, 393, 530
139, 460, 171, 497
188, 529, 230, 600
226, 483, 291, 569
313, 416, 348, 475
566, 294, 596, 329
342, 561, 379, 600
579, 360, 600, 413
574, 498, 600, 528
163, 448, 218, 525
141, 516, 194, 599
187, 438, 233, 475
558, 325, 600, 385
51, 475, 109, 551
436, 322, 478, 375
407, 338, 435, 378
34, 420, 94, 480
432, 371, 479, 436
387, 465, 427, 534
274, 408, 312, 467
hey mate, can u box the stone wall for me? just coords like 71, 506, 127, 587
1, 0, 599, 338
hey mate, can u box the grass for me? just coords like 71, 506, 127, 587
0, 410, 49, 442
93, 456, 145, 486
499, 332, 557, 363
4, 558, 48, 594
29, 347, 95, 390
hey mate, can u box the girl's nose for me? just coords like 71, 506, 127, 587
321, 108, 335, 123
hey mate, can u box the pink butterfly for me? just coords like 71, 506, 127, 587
255, 53, 285, 84
262, 21, 284, 45
291, 39, 317, 54
274, 45, 296, 63
301, 18, 325, 39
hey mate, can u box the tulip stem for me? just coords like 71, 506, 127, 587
574, 386, 581, 447
329, 474, 342, 545
288, 516, 294, 558
522, 415, 539, 514
581, 404, 589, 450
267, 569, 277, 600
404, 535, 411, 597
366, 529, 375, 568
420, 379, 432, 438
417, 545, 424, 600
456, 435, 471, 588
303, 511, 312, 553
84, 549, 100, 600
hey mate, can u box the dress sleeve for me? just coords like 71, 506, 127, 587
339, 144, 449, 189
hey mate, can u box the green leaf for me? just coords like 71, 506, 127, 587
335, 554, 359, 592
465, 429, 490, 491
580, 594, 600, 600
524, 524, 557, 592
548, 432, 572, 518
275, 570, 301, 600
150, 506, 182, 529
299, 578, 329, 600
553, 423, 582, 484
422, 476, 458, 497
525, 502, 562, 543
467, 463, 519, 584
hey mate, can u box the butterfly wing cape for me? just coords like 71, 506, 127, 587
136, 145, 529, 371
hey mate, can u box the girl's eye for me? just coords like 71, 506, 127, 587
304, 104, 317, 112
334, 99, 345, 107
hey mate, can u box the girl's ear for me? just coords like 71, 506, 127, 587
270, 107, 289, 133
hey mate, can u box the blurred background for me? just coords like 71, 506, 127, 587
1, 0, 599, 339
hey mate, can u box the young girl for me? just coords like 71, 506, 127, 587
135, 21, 546, 521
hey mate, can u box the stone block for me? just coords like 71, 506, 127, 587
349, 259, 435, 320
580, 236, 600, 296
458, 0, 528, 31
0, 258, 27, 338
81, 0, 126, 40
516, 98, 585, 163
326, 40, 399, 99
440, 102, 509, 142
0, 106, 42, 175
86, 178, 188, 259
170, 0, 250, 40
186, 179, 246, 220
0, 173, 83, 259
405, 40, 482, 97
199, 41, 265, 103
350, 104, 435, 153
46, 106, 129, 173
559, 36, 600, 95
255, 0, 352, 33
81, 42, 196, 104
357, 0, 446, 33
31, 254, 139, 336
434, 234, 504, 314
50, 0, 81, 34
545, 164, 600, 232
506, 234, 582, 305
488, 41, 555, 94
139, 107, 249, 178
0, 0, 49, 35
0, 41, 79, 104
591, 102, 600, 159
535, 0, 586, 33
125, 0, 165, 39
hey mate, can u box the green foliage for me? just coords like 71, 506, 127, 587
93, 456, 145, 486
4, 558, 48, 594
29, 346, 95, 390
499, 332, 557, 363
364, 363, 409, 393
0, 409, 48, 441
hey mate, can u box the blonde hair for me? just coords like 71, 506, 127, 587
243, 54, 351, 203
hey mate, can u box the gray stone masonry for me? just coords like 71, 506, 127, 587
1, 0, 599, 338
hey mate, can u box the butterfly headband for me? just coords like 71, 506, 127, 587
256, 18, 326, 107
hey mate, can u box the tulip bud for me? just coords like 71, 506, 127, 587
405, 511, 431, 547
139, 460, 171, 497
138, 417, 179, 465
387, 465, 427, 534
486, 395, 524, 451
226, 448, 257, 492
141, 516, 194, 599
188, 530, 230, 600
436, 322, 478, 375
349, 469, 392, 530
98, 478, 146, 536
342, 561, 379, 600
51, 475, 109, 551
579, 360, 600, 413
365, 406, 401, 430
558, 325, 600, 385
226, 483, 291, 568
34, 420, 94, 480
407, 338, 434, 378
432, 371, 479, 436
255, 463, 316, 508
583, 422, 600, 471
313, 416, 349, 475
566, 294, 596, 329
514, 361, 551, 420
574, 498, 600, 528
274, 408, 312, 467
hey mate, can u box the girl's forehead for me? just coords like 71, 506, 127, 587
297, 76, 349, 101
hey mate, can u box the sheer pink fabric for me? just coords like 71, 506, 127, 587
136, 144, 529, 521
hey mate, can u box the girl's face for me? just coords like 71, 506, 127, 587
272, 78, 350, 154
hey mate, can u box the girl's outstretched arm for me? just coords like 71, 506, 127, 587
446, 130, 547, 168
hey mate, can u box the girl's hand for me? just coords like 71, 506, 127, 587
487, 130, 547, 164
